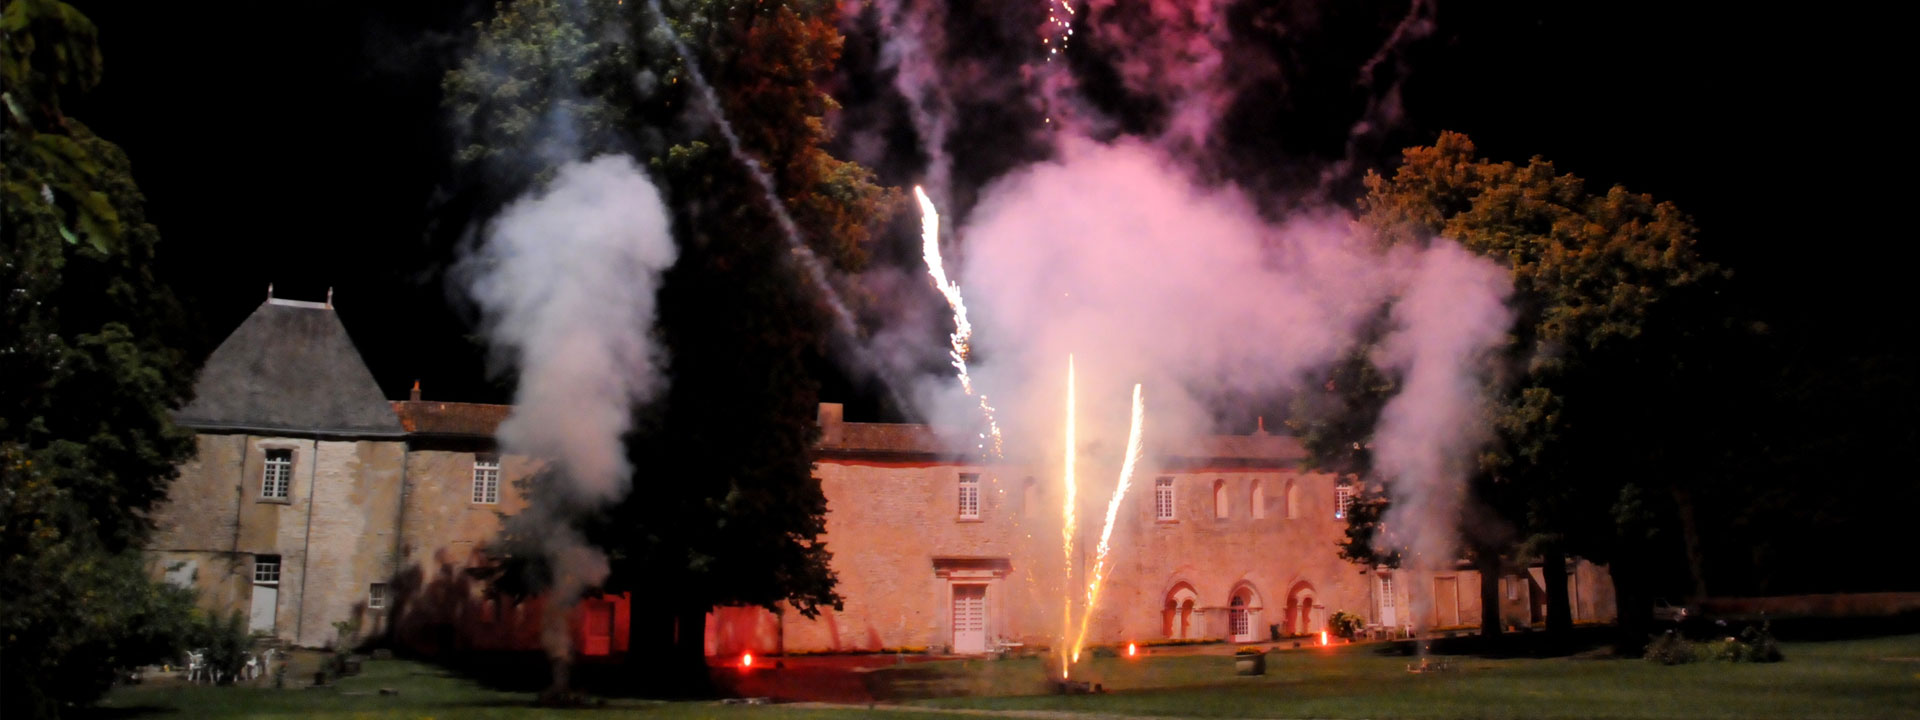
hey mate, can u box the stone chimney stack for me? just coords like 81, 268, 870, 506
817, 402, 844, 446
410, 380, 421, 402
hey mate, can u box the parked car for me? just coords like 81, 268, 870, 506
1653, 598, 1695, 624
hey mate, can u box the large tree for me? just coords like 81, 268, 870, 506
1, 0, 202, 715
1309, 131, 1720, 649
444, 0, 896, 690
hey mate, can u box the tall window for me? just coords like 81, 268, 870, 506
1285, 479, 1300, 519
369, 583, 388, 609
254, 555, 281, 584
1380, 574, 1394, 607
958, 473, 980, 519
1213, 479, 1229, 519
1154, 476, 1175, 521
1251, 479, 1266, 519
472, 455, 500, 504
1335, 485, 1354, 519
261, 449, 292, 500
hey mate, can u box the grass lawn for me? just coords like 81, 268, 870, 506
91, 634, 1920, 719
903, 634, 1920, 719
88, 660, 941, 720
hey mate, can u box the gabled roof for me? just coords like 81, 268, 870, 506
175, 298, 405, 437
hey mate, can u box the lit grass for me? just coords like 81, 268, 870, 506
903, 634, 1920, 719
93, 635, 1920, 719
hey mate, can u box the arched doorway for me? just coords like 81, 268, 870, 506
1162, 582, 1198, 640
1283, 581, 1317, 636
1227, 583, 1262, 642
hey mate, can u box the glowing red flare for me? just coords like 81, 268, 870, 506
742, 652, 753, 668
1320, 631, 1329, 646
1127, 643, 1137, 657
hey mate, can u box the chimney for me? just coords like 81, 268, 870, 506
817, 403, 844, 447
410, 380, 421, 402
1254, 416, 1269, 436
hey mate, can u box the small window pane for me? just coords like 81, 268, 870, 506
1154, 477, 1175, 520
254, 556, 281, 584
369, 582, 388, 609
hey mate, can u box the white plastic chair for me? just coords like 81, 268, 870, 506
185, 649, 208, 684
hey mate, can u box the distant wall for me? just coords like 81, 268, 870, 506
1701, 592, 1920, 619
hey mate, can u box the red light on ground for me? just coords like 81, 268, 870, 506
1320, 631, 1329, 646
742, 652, 753, 668
1127, 642, 1137, 657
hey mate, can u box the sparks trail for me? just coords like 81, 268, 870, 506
646, 0, 854, 334
1059, 354, 1077, 680
916, 186, 1003, 456
1071, 382, 1144, 662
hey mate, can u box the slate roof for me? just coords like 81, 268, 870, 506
174, 299, 406, 437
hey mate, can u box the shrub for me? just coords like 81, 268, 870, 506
190, 610, 254, 684
1329, 611, 1365, 639
1739, 623, 1784, 663
1644, 631, 1697, 665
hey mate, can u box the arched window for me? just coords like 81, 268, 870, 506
1250, 479, 1266, 519
1284, 581, 1317, 636
1213, 479, 1228, 519
1285, 479, 1301, 520
1163, 583, 1198, 639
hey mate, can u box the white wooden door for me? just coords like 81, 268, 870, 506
952, 585, 987, 654
249, 584, 278, 633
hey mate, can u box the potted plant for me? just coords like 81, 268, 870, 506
1234, 646, 1266, 676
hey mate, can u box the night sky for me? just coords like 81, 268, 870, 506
67, 1, 1907, 417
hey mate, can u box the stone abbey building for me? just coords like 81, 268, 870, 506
146, 297, 1615, 656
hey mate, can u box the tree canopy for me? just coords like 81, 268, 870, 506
2, 0, 202, 714
442, 0, 897, 684
1299, 131, 1722, 644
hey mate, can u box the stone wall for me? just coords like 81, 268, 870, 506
388, 445, 540, 653
764, 458, 1369, 654
147, 433, 407, 647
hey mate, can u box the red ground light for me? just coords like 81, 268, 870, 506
742, 652, 753, 668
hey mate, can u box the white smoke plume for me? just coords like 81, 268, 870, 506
888, 135, 1514, 655
465, 154, 678, 673
873, 0, 957, 199
1371, 239, 1513, 628
928, 137, 1408, 450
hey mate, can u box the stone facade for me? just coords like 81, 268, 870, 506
149, 298, 1616, 654
147, 434, 405, 647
